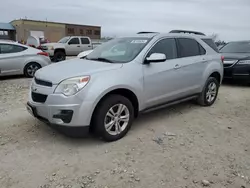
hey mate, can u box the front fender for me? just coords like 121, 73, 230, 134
76, 64, 144, 123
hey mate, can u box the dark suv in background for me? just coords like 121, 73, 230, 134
220, 41, 250, 83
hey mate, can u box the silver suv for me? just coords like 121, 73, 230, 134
27, 30, 223, 141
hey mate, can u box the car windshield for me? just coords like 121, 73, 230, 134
220, 41, 250, 53
58, 37, 70, 43
86, 37, 150, 63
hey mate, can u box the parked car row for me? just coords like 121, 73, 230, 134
26, 30, 224, 141
1, 30, 250, 142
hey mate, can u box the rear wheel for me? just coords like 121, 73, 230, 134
197, 77, 219, 106
24, 62, 41, 78
92, 95, 134, 142
54, 50, 66, 62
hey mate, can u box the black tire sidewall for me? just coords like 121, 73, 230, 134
93, 95, 134, 142
203, 77, 219, 106
54, 51, 66, 62
24, 62, 41, 78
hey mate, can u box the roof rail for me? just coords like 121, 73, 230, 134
169, 30, 205, 36
137, 31, 159, 34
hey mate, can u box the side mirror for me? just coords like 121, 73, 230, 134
145, 53, 167, 64
68, 42, 72, 45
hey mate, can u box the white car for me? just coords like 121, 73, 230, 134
0, 41, 51, 77
41, 36, 93, 62
77, 50, 93, 58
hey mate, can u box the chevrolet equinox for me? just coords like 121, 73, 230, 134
27, 31, 224, 141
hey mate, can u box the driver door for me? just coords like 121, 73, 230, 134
66, 37, 82, 56
143, 38, 185, 108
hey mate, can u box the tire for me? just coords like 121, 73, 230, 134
92, 94, 134, 142
197, 77, 219, 106
24, 62, 41, 78
54, 50, 66, 62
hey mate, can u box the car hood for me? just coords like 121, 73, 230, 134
221, 53, 250, 60
42, 43, 64, 47
35, 59, 123, 84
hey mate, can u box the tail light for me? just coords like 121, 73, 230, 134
37, 52, 49, 56
221, 56, 224, 63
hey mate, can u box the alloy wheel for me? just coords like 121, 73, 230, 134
206, 82, 217, 103
104, 104, 130, 136
27, 64, 40, 77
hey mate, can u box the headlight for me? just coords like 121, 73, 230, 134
237, 60, 250, 65
54, 76, 90, 96
48, 46, 54, 50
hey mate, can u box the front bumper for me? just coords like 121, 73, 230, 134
27, 82, 94, 128
224, 64, 250, 81
42, 49, 54, 57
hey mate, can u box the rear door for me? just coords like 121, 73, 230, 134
65, 37, 81, 56
175, 38, 207, 95
80, 37, 92, 52
0, 43, 27, 76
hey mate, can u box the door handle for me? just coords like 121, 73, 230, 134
201, 59, 207, 63
77, 45, 81, 47
174, 64, 181, 69
88, 45, 91, 47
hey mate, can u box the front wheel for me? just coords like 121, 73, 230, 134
197, 77, 219, 106
92, 95, 134, 142
54, 51, 66, 62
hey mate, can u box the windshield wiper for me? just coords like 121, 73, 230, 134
86, 57, 114, 63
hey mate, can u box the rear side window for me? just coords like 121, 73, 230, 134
177, 38, 202, 58
202, 39, 219, 52
0, 44, 27, 54
148, 38, 177, 60
81, 38, 90, 44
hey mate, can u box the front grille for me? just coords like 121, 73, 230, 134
32, 92, 48, 103
35, 77, 52, 87
40, 46, 48, 50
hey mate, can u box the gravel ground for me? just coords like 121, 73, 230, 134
0, 77, 250, 188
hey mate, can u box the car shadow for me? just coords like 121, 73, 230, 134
133, 101, 198, 129
0, 75, 27, 81
222, 79, 249, 87
38, 100, 200, 145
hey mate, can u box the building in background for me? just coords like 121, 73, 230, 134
11, 19, 101, 42
0, 23, 16, 41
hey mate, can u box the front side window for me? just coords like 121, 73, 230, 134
0, 44, 27, 54
220, 41, 250, 53
68, 38, 80, 45
147, 38, 177, 60
86, 37, 150, 63
177, 38, 200, 58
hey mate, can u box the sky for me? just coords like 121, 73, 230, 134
1, 0, 250, 41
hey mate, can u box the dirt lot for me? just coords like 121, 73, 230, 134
0, 77, 250, 188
